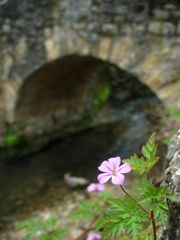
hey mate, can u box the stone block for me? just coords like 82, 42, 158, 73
110, 37, 133, 67
173, 10, 180, 18
132, 22, 146, 32
98, 37, 112, 60
101, 23, 118, 35
148, 21, 162, 35
116, 5, 128, 15
1, 53, 13, 80
164, 4, 176, 10
2, 24, 11, 33
3, 82, 17, 98
114, 15, 125, 25
162, 22, 175, 35
160, 129, 180, 239
153, 9, 169, 20
177, 21, 180, 35
15, 37, 27, 62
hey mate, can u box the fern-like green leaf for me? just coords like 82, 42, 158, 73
142, 134, 157, 166
16, 217, 65, 240
125, 154, 147, 174
103, 197, 148, 240
139, 179, 175, 224
125, 134, 158, 175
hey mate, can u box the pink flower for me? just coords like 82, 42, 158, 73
176, 103, 180, 108
97, 156, 131, 185
164, 131, 170, 137
86, 232, 102, 240
87, 183, 105, 192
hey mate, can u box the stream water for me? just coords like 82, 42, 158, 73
0, 97, 163, 234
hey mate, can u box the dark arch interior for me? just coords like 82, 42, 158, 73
13, 54, 162, 152
15, 54, 159, 122
15, 55, 106, 120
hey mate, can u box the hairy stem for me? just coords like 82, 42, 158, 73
120, 185, 149, 216
120, 185, 157, 240
150, 210, 157, 240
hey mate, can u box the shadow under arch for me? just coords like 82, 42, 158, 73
13, 54, 162, 156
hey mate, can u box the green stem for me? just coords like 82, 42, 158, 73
120, 185, 149, 216
150, 210, 157, 240
119, 185, 157, 240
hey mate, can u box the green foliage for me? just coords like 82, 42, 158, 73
15, 135, 175, 240
125, 134, 158, 174
162, 135, 172, 145
138, 179, 175, 224
165, 107, 180, 119
70, 191, 113, 221
70, 135, 175, 239
103, 197, 148, 240
70, 199, 98, 220
4, 129, 22, 148
16, 216, 66, 240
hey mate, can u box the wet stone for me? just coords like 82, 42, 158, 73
101, 23, 118, 35
153, 9, 169, 20
177, 22, 180, 35
148, 21, 162, 35
162, 22, 175, 35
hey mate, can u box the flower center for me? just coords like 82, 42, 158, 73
112, 169, 116, 175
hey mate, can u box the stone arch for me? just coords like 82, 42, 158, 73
7, 53, 161, 155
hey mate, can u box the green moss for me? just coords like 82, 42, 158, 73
4, 128, 22, 148
75, 80, 112, 132
91, 81, 111, 118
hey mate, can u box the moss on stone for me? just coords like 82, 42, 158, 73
72, 79, 112, 133
91, 80, 111, 118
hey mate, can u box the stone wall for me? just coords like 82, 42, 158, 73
0, 0, 180, 146
160, 129, 180, 240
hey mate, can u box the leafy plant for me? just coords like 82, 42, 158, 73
16, 135, 175, 240
124, 134, 158, 175
16, 216, 66, 240
71, 134, 175, 240
165, 107, 180, 119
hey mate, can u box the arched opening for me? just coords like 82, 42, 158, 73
13, 54, 161, 153
15, 55, 107, 120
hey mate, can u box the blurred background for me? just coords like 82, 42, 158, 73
0, 0, 179, 239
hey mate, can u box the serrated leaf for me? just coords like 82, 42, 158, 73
103, 197, 148, 240
125, 134, 159, 175
139, 179, 175, 224
125, 154, 147, 174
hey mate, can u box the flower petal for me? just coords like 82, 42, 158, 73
111, 174, 124, 185
87, 183, 96, 192
96, 184, 105, 192
97, 173, 111, 184
118, 163, 131, 173
87, 232, 102, 240
108, 156, 121, 171
98, 160, 112, 173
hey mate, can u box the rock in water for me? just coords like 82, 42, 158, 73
64, 173, 89, 189
160, 129, 180, 240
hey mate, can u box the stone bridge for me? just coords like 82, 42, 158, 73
0, 0, 180, 149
